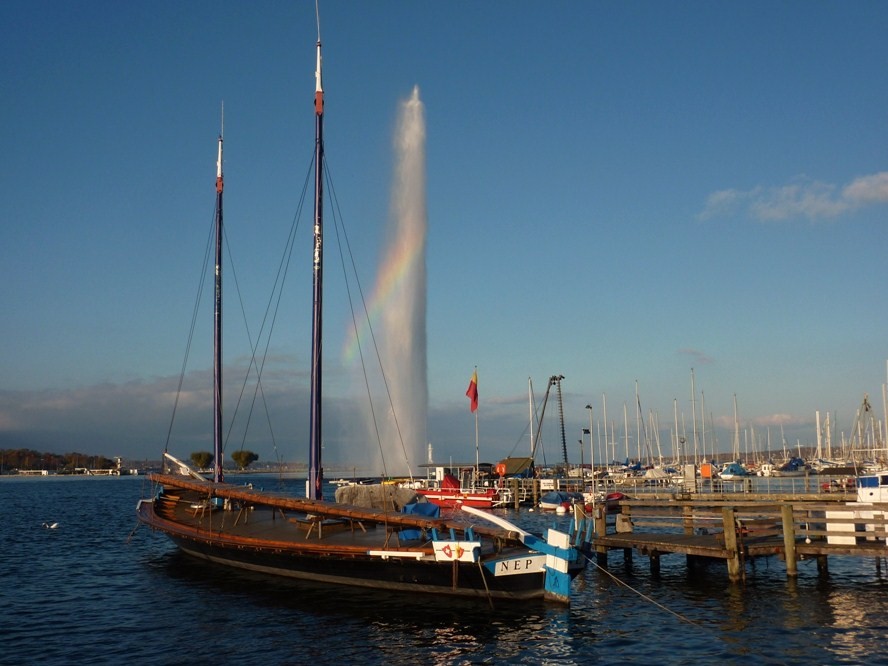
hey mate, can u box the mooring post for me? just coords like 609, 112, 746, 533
510, 478, 520, 510
682, 504, 693, 536
722, 506, 743, 582
595, 503, 608, 566
781, 503, 798, 577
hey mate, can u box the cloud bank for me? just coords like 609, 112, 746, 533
699, 171, 888, 221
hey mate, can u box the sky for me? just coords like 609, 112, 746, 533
2, 1, 887, 475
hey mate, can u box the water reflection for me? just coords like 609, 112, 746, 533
6, 476, 888, 665
157, 551, 586, 664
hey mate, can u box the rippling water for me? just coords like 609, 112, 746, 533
2, 475, 887, 665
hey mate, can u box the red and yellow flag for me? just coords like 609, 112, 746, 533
465, 369, 478, 413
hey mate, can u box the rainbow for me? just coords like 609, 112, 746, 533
342, 225, 425, 362
343, 86, 427, 363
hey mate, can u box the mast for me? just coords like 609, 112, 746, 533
308, 37, 325, 499
673, 398, 680, 463
601, 393, 609, 464
213, 108, 224, 484
690, 368, 699, 466
553, 375, 568, 470
700, 390, 706, 462
528, 378, 535, 458
732, 393, 740, 460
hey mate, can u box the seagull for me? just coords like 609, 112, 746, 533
42, 522, 59, 529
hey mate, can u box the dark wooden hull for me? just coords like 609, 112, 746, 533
136, 478, 584, 602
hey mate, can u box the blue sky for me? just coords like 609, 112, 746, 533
1, 2, 886, 473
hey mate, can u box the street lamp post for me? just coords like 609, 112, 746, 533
585, 404, 595, 503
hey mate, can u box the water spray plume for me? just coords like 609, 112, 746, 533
354, 86, 428, 474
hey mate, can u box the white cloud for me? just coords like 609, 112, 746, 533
752, 413, 804, 428
699, 171, 888, 221
843, 172, 888, 204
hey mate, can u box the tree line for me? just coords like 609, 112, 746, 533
0, 449, 116, 473
190, 450, 258, 470
0, 447, 260, 474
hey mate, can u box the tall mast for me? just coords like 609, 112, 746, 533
308, 37, 325, 499
213, 107, 224, 484
528, 378, 535, 458
690, 368, 699, 466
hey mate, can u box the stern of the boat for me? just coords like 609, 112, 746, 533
541, 526, 582, 603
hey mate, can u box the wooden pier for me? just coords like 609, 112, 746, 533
584, 493, 888, 581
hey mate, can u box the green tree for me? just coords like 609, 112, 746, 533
230, 450, 258, 470
191, 451, 214, 469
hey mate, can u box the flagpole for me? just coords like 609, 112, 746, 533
474, 366, 479, 483
475, 402, 479, 483
466, 367, 479, 483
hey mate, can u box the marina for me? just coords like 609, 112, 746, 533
3, 2, 887, 663
5, 473, 888, 666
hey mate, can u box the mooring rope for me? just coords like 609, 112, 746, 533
476, 558, 495, 610
589, 558, 702, 626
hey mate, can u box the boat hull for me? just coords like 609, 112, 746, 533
171, 536, 547, 600
136, 484, 583, 602
414, 488, 504, 509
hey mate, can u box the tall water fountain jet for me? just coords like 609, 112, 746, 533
361, 86, 427, 475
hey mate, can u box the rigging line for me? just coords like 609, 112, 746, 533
327, 160, 415, 481
219, 228, 256, 454
225, 152, 314, 461
325, 161, 390, 479
248, 148, 314, 366
221, 226, 274, 458
504, 399, 544, 459
241, 154, 313, 470
164, 200, 218, 454
505, 418, 532, 459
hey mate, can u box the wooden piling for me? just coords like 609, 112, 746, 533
594, 503, 608, 565
682, 505, 694, 536
781, 504, 798, 577
721, 507, 742, 582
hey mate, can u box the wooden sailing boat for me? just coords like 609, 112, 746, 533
136, 31, 585, 604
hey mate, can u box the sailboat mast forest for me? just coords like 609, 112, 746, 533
135, 21, 586, 605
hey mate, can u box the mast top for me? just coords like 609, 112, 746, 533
315, 41, 324, 116
216, 102, 224, 193
314, 0, 323, 116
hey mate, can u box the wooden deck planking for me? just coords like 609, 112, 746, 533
586, 494, 888, 581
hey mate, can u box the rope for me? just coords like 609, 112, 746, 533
590, 558, 702, 627
476, 558, 495, 610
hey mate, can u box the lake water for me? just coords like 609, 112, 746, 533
2, 474, 887, 665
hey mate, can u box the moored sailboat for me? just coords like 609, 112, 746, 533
135, 28, 585, 604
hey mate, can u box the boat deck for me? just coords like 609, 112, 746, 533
139, 478, 527, 561
155, 490, 437, 550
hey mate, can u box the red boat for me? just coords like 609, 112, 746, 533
414, 467, 509, 509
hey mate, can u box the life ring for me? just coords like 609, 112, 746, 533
495, 463, 506, 477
